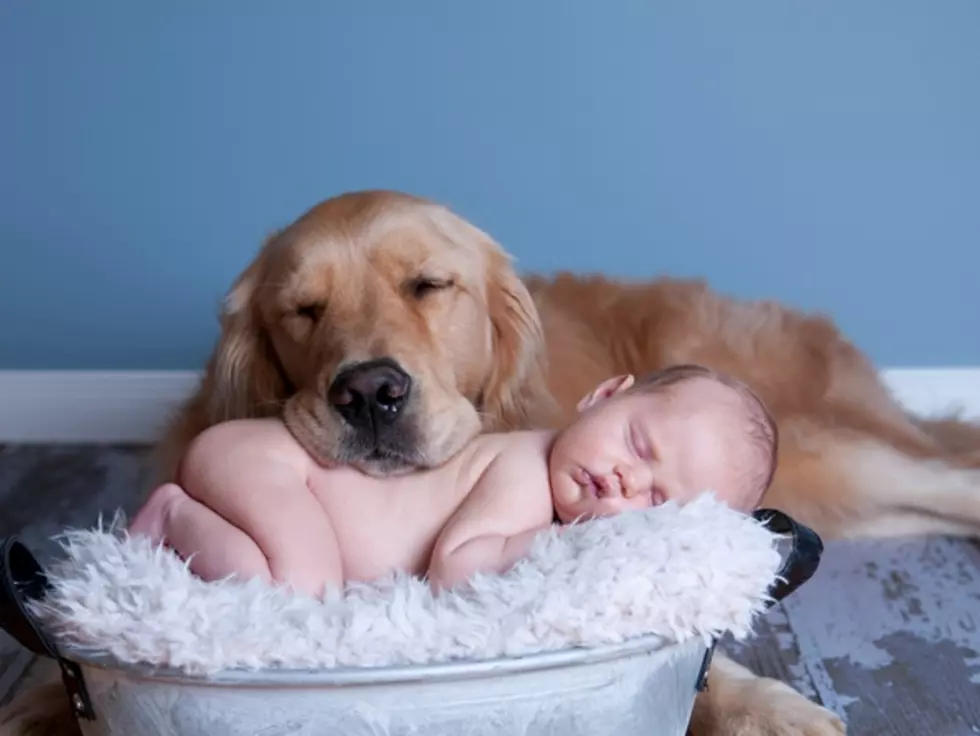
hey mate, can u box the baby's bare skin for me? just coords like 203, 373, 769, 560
131, 419, 556, 597
130, 372, 772, 598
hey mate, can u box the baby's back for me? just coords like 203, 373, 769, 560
306, 432, 530, 582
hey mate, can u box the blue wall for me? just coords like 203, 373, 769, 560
1, 1, 978, 370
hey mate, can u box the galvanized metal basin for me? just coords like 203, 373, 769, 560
2, 508, 823, 736
64, 635, 708, 736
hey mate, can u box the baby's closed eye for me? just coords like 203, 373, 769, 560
628, 423, 654, 460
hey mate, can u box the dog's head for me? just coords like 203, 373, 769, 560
198, 190, 555, 475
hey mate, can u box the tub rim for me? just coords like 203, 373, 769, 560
60, 634, 706, 690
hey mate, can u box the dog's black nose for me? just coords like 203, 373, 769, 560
328, 359, 412, 429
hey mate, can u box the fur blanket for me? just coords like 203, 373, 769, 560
30, 494, 784, 675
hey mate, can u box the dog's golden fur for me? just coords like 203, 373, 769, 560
5, 189, 980, 736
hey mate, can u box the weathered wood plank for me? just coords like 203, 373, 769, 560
0, 445, 44, 706
721, 604, 826, 705
0, 445, 151, 564
0, 634, 33, 708
0, 445, 153, 708
781, 537, 980, 735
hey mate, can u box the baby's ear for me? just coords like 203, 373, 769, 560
576, 374, 636, 412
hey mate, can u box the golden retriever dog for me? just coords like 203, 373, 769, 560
5, 190, 980, 736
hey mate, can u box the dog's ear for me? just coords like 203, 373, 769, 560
198, 240, 289, 423
481, 246, 559, 431
154, 237, 289, 483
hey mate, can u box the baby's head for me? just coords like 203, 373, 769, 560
549, 364, 778, 524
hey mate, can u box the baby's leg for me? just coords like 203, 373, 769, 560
170, 419, 346, 597
128, 482, 180, 543
129, 483, 272, 586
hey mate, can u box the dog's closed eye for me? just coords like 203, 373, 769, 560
407, 277, 455, 300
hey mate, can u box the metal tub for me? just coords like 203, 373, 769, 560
1, 509, 823, 736
62, 635, 708, 736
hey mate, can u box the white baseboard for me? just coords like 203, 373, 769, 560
0, 368, 978, 444
0, 371, 201, 443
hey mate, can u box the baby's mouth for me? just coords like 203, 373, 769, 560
574, 468, 605, 498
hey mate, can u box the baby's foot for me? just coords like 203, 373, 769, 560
128, 482, 187, 544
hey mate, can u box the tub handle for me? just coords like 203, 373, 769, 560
0, 536, 96, 721
695, 508, 824, 693
751, 507, 825, 606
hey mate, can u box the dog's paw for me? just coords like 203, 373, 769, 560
690, 658, 846, 736
721, 683, 846, 736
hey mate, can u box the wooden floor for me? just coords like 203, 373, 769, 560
1, 444, 979, 734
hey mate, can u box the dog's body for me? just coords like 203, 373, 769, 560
528, 272, 980, 542
5, 190, 980, 736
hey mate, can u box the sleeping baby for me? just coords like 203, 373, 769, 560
129, 364, 778, 597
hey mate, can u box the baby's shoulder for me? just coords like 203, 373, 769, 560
185, 417, 302, 465
498, 430, 554, 463
472, 431, 552, 488
464, 431, 545, 466
194, 416, 290, 442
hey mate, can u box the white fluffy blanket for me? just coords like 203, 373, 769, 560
31, 494, 784, 676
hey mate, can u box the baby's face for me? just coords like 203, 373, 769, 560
548, 375, 758, 524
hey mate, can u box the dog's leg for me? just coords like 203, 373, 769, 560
764, 419, 980, 542
838, 510, 980, 539
688, 654, 845, 736
828, 437, 980, 538
915, 415, 980, 465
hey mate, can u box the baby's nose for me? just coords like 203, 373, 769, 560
618, 467, 653, 498
617, 465, 644, 498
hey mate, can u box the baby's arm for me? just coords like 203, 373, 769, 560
176, 420, 343, 598
428, 438, 555, 592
